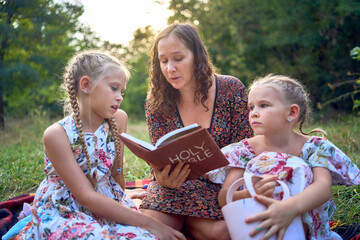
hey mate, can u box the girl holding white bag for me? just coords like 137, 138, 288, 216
219, 74, 360, 240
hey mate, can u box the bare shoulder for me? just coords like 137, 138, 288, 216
43, 122, 70, 156
246, 135, 263, 154
43, 123, 66, 142
114, 109, 128, 133
246, 135, 261, 147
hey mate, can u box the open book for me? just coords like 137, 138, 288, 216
119, 124, 230, 181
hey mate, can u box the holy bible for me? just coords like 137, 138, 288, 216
119, 124, 229, 181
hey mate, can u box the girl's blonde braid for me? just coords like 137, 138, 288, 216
107, 118, 125, 190
66, 64, 96, 187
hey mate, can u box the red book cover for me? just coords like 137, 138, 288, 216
119, 124, 229, 180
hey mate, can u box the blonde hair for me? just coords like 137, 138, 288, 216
249, 74, 327, 139
61, 50, 129, 188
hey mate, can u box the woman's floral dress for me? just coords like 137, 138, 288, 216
140, 74, 253, 219
221, 136, 360, 239
18, 115, 158, 240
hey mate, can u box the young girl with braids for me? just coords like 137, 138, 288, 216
18, 51, 185, 240
219, 74, 360, 240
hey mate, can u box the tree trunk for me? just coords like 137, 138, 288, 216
0, 94, 4, 130
0, 4, 15, 130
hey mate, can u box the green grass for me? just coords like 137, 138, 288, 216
1, 112, 359, 225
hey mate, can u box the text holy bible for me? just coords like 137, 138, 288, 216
119, 124, 230, 181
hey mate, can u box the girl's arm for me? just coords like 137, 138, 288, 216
218, 168, 277, 207
219, 167, 246, 207
246, 167, 332, 240
43, 123, 185, 240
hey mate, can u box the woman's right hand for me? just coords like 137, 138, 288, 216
151, 162, 191, 188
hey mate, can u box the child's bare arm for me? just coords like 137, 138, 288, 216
219, 168, 245, 207
246, 167, 332, 240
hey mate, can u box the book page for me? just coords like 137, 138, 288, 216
155, 123, 200, 148
120, 133, 156, 151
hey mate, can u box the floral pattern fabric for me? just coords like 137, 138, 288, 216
18, 115, 158, 240
221, 136, 360, 239
140, 74, 253, 219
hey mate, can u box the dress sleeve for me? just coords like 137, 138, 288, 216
229, 77, 254, 143
221, 140, 256, 168
304, 137, 360, 186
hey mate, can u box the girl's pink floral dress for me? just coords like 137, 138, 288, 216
221, 136, 360, 240
18, 115, 158, 240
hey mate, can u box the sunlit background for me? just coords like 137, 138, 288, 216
80, 0, 172, 45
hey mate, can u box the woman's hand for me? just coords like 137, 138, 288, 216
151, 162, 191, 188
245, 194, 297, 240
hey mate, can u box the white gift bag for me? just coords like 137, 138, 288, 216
222, 172, 305, 240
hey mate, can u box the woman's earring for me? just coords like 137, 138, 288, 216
85, 90, 89, 93
288, 118, 292, 123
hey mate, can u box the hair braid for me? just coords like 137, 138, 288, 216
107, 118, 125, 189
65, 64, 95, 186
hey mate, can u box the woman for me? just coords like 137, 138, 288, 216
139, 23, 253, 240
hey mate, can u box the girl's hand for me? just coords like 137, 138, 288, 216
245, 194, 297, 240
151, 162, 191, 188
252, 175, 278, 198
126, 189, 147, 199
147, 221, 186, 240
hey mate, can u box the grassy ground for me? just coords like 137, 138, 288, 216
0, 112, 359, 225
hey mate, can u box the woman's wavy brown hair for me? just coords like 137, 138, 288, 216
147, 23, 215, 115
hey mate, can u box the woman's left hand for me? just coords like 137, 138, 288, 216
245, 194, 297, 240
150, 162, 191, 188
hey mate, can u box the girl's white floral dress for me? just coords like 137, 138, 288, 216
221, 136, 360, 240
19, 115, 158, 240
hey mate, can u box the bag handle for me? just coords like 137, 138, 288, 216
244, 171, 290, 200
226, 177, 246, 204
226, 172, 290, 204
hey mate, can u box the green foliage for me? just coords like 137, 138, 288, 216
119, 26, 157, 119
167, 0, 360, 113
317, 46, 360, 111
350, 46, 360, 110
0, 0, 84, 119
1, 0, 158, 123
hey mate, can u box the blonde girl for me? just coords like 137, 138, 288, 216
18, 51, 185, 240
219, 74, 360, 239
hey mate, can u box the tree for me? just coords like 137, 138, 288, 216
0, 0, 84, 129
167, 0, 360, 114
120, 26, 157, 119
318, 46, 360, 111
